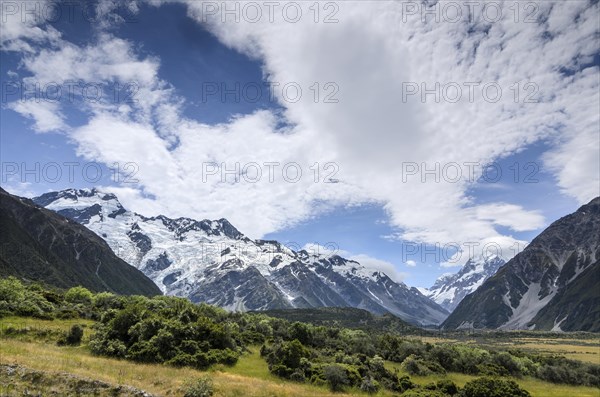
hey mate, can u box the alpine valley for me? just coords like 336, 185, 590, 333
33, 188, 449, 326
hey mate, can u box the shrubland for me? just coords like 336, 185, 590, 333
1, 276, 598, 397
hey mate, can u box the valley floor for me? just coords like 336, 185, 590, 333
0, 317, 598, 397
407, 334, 600, 365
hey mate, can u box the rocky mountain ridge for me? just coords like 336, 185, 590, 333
34, 188, 449, 326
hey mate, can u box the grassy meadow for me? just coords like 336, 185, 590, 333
1, 317, 598, 397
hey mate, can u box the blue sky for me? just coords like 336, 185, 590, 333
1, 0, 598, 288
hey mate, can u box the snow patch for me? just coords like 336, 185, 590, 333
500, 283, 556, 330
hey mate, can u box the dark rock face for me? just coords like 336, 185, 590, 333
55, 204, 103, 224
271, 262, 349, 308
0, 188, 161, 296
127, 225, 152, 256
162, 271, 181, 286
443, 197, 600, 332
145, 252, 172, 272
189, 267, 293, 311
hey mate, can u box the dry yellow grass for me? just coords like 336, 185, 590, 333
405, 334, 600, 364
510, 338, 600, 364
0, 339, 362, 397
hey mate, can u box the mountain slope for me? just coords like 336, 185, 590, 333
257, 307, 416, 333
0, 188, 161, 296
33, 188, 449, 326
424, 255, 506, 312
443, 197, 600, 332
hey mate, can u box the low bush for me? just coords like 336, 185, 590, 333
323, 364, 349, 392
458, 377, 530, 397
58, 324, 84, 346
183, 376, 214, 397
359, 376, 380, 394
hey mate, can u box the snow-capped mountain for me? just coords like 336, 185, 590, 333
423, 255, 506, 312
33, 188, 449, 326
443, 197, 600, 332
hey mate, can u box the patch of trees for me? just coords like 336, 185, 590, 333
257, 322, 599, 391
261, 338, 419, 393
0, 277, 55, 319
88, 296, 242, 368
377, 335, 599, 388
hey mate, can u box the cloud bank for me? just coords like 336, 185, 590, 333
3, 0, 598, 263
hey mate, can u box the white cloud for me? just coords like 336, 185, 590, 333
0, 4, 61, 52
2, 181, 35, 198
348, 254, 408, 283
475, 203, 545, 232
302, 243, 407, 282
8, 101, 67, 133
439, 261, 464, 269
440, 235, 528, 267
171, 0, 598, 246
3, 1, 599, 261
405, 260, 417, 268
543, 101, 600, 204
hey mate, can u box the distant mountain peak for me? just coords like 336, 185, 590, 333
425, 254, 506, 312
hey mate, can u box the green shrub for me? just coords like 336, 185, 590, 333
271, 364, 294, 378
535, 356, 599, 387
88, 296, 243, 369
168, 353, 195, 367
58, 324, 84, 346
453, 345, 491, 375
476, 363, 509, 376
394, 375, 416, 393
402, 355, 429, 375
458, 377, 530, 397
0, 277, 26, 302
435, 379, 459, 395
360, 376, 380, 394
323, 364, 349, 392
492, 352, 522, 377
289, 369, 306, 383
0, 278, 56, 319
429, 344, 459, 370
402, 355, 445, 376
64, 286, 93, 305
183, 376, 214, 397
288, 322, 313, 345
264, 339, 311, 376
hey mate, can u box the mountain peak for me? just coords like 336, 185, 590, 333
32, 189, 246, 240
427, 255, 506, 312
33, 188, 126, 224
